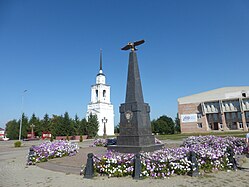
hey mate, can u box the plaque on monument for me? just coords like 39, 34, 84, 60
108, 40, 163, 153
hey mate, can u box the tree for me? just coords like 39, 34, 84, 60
73, 114, 80, 135
29, 113, 41, 137
41, 113, 51, 134
79, 118, 87, 135
5, 120, 19, 140
174, 113, 181, 133
151, 115, 175, 134
50, 115, 64, 136
63, 112, 70, 135
86, 114, 99, 138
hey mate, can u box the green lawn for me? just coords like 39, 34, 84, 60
156, 131, 247, 141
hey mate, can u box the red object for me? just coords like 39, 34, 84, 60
27, 132, 35, 139
42, 132, 51, 140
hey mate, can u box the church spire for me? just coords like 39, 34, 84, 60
96, 49, 105, 84
97, 49, 104, 76
100, 49, 102, 71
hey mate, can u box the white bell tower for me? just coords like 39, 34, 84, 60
86, 50, 115, 136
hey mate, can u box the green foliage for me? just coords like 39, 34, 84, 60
79, 118, 87, 135
5, 120, 19, 140
14, 141, 22, 147
40, 113, 50, 136
4, 112, 90, 140
86, 114, 99, 138
63, 112, 74, 136
51, 115, 65, 136
29, 113, 41, 137
73, 115, 80, 135
174, 113, 181, 133
152, 115, 175, 135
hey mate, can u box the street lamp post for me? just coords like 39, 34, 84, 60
19, 90, 27, 141
102, 117, 108, 139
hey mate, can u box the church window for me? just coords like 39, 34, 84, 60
103, 90, 106, 98
242, 92, 246, 97
96, 90, 98, 98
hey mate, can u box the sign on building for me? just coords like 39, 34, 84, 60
42, 132, 51, 140
181, 114, 197, 123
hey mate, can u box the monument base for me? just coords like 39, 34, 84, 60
107, 143, 164, 153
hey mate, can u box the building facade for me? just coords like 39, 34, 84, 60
86, 51, 115, 136
0, 128, 4, 140
178, 87, 249, 133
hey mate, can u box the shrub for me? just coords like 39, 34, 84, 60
14, 141, 22, 147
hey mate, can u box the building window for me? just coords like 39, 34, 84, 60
232, 112, 236, 120
220, 123, 223, 128
246, 112, 249, 118
238, 112, 242, 119
95, 90, 98, 98
239, 122, 243, 129
247, 123, 249, 128
213, 114, 218, 121
242, 92, 247, 97
209, 123, 212, 129
225, 113, 230, 119
197, 123, 202, 128
197, 113, 202, 119
103, 90, 106, 98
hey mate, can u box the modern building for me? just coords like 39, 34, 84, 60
178, 86, 249, 133
86, 50, 115, 136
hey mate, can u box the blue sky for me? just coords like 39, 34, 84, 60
1, 0, 249, 128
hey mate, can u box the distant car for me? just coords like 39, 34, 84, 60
3, 137, 9, 141
105, 138, 117, 146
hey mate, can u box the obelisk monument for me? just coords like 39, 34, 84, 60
108, 40, 163, 153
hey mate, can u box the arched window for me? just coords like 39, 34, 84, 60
96, 90, 98, 98
103, 90, 106, 98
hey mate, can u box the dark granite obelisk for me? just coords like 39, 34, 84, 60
108, 41, 163, 153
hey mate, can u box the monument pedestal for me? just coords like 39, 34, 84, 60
108, 144, 163, 153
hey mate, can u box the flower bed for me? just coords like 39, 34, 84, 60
92, 138, 107, 147
93, 136, 246, 178
27, 140, 79, 165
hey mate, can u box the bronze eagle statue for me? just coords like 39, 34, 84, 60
121, 40, 145, 51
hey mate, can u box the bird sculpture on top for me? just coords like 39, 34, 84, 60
121, 39, 145, 51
